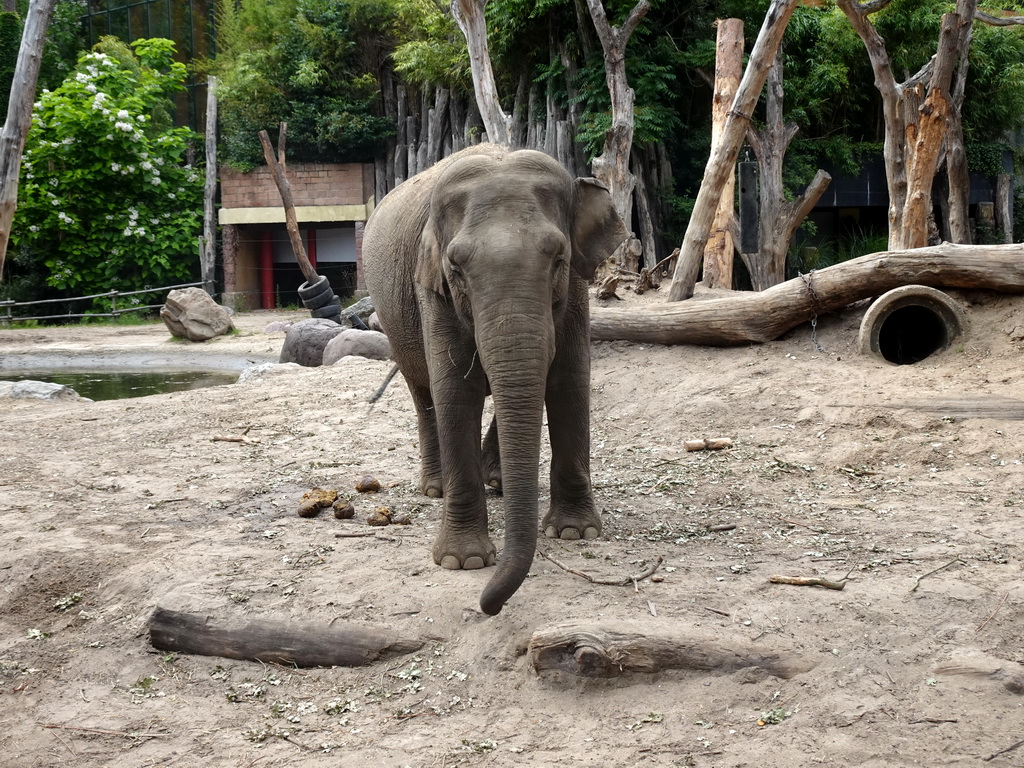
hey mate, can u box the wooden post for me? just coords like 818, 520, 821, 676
257, 125, 318, 286
996, 173, 1013, 244
702, 18, 744, 290
201, 76, 217, 296
668, 0, 799, 301
0, 0, 57, 282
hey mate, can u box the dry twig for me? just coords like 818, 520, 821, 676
985, 737, 1024, 762
768, 575, 846, 591
975, 591, 1010, 633
910, 558, 965, 593
537, 549, 664, 587
40, 723, 167, 738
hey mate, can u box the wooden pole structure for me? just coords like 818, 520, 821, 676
0, 0, 56, 282
668, 0, 799, 301
257, 124, 318, 285
201, 76, 218, 295
702, 18, 744, 290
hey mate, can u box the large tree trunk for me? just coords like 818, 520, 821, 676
895, 13, 960, 250
745, 49, 831, 290
0, 0, 56, 282
584, 0, 650, 232
594, 243, 1024, 345
451, 0, 511, 146
201, 77, 218, 295
702, 18, 744, 290
668, 0, 800, 301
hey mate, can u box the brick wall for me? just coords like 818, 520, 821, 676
220, 163, 373, 209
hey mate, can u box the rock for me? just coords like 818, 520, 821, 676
339, 296, 375, 326
367, 312, 384, 332
279, 318, 345, 367
263, 321, 293, 334
0, 380, 91, 402
322, 329, 392, 365
160, 287, 235, 342
236, 362, 302, 384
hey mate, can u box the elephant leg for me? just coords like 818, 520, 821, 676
542, 288, 600, 541
409, 383, 443, 498
481, 415, 502, 490
422, 312, 495, 569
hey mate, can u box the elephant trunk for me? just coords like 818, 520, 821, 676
475, 308, 553, 616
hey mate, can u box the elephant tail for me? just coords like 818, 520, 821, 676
478, 529, 537, 616
367, 363, 401, 407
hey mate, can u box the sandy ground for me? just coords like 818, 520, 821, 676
1, 285, 1023, 768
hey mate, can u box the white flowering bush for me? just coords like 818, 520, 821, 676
13, 37, 203, 295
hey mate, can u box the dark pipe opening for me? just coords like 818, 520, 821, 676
877, 305, 949, 365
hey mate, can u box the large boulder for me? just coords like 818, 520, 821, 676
0, 380, 91, 402
279, 318, 346, 367
322, 329, 392, 365
161, 287, 234, 342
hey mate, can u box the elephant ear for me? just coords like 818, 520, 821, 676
570, 177, 629, 281
414, 219, 446, 295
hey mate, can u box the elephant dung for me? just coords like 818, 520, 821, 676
355, 475, 381, 493
160, 287, 235, 342
297, 487, 338, 518
279, 318, 346, 367
366, 507, 393, 526
333, 500, 355, 519
322, 329, 392, 365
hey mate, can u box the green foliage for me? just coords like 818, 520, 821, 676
214, 0, 395, 170
36, 0, 91, 93
11, 38, 203, 300
0, 11, 19, 122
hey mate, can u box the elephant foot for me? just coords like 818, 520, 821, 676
433, 530, 497, 570
542, 504, 601, 541
420, 470, 443, 498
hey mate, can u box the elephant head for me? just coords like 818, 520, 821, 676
414, 149, 627, 614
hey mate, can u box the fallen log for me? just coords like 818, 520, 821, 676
593, 243, 1024, 345
148, 607, 423, 668
529, 622, 815, 680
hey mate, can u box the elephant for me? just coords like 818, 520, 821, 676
362, 144, 628, 615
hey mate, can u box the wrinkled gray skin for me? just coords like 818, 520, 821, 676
362, 144, 628, 615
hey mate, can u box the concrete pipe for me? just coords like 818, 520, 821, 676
858, 285, 968, 365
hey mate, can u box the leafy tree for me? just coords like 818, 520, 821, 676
10, 37, 203, 299
213, 0, 395, 170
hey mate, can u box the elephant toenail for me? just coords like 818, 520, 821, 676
463, 556, 485, 570
583, 526, 599, 540
560, 527, 581, 540
440, 555, 461, 569
544, 525, 558, 539
426, 488, 442, 498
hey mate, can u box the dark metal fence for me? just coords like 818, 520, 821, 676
0, 281, 211, 324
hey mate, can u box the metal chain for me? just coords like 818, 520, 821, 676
799, 270, 827, 354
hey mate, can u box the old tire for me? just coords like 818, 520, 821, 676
298, 275, 333, 309
858, 285, 968, 365
311, 296, 342, 320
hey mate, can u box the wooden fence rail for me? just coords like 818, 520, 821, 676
0, 280, 212, 324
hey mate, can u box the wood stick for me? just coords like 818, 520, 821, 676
538, 550, 663, 586
910, 558, 965, 593
147, 607, 422, 668
530, 622, 816, 679
985, 737, 1024, 762
41, 723, 167, 738
769, 574, 846, 590
975, 591, 1010, 633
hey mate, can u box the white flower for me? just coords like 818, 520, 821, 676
150, 177, 160, 185
57, 212, 74, 225
85, 83, 96, 93
75, 72, 90, 84
28, 225, 39, 232
110, 162, 120, 172
117, 110, 130, 120
106, 134, 113, 141
61, 137, 73, 145
115, 121, 133, 132
140, 161, 153, 171
167, 192, 176, 200
126, 165, 135, 174
123, 227, 132, 236
49, 178, 57, 187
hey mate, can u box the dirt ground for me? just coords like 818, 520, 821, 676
1, 284, 1023, 768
